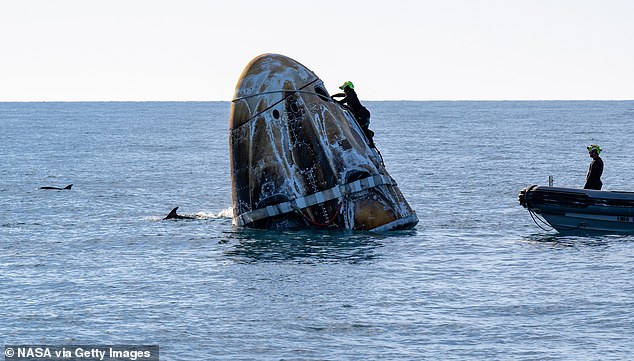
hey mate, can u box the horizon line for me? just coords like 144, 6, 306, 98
1, 99, 633, 103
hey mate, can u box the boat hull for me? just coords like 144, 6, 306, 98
519, 185, 634, 234
229, 54, 418, 231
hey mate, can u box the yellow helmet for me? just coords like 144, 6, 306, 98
339, 81, 354, 90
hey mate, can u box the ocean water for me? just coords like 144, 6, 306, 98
1, 101, 633, 360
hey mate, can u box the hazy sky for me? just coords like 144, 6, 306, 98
1, 0, 632, 101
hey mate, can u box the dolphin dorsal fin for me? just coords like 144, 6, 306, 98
165, 207, 179, 220
64, 184, 73, 190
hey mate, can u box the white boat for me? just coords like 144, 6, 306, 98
518, 185, 634, 234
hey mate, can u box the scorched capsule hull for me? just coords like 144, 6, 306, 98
229, 53, 418, 231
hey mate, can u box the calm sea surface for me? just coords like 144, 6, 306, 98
1, 101, 633, 360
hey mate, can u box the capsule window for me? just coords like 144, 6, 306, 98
272, 109, 280, 119
314, 85, 330, 101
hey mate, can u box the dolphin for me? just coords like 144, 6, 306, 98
40, 184, 73, 190
164, 207, 196, 220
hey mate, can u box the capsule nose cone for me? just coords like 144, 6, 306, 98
230, 53, 319, 130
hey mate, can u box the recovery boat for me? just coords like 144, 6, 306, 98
518, 185, 634, 234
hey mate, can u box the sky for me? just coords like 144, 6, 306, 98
1, 0, 633, 101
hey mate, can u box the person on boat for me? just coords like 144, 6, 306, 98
584, 144, 603, 190
331, 81, 376, 148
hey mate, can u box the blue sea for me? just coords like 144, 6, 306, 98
1, 101, 633, 360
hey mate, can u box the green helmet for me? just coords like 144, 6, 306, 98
339, 81, 354, 90
587, 144, 602, 154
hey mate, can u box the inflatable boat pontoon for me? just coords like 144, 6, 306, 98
519, 185, 634, 234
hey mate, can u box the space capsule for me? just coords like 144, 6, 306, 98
229, 53, 417, 231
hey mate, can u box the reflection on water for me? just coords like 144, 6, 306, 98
221, 228, 414, 264
521, 232, 633, 248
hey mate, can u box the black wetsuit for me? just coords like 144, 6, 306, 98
584, 156, 603, 190
332, 88, 374, 147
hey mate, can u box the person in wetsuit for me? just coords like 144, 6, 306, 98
331, 81, 376, 148
584, 144, 603, 190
